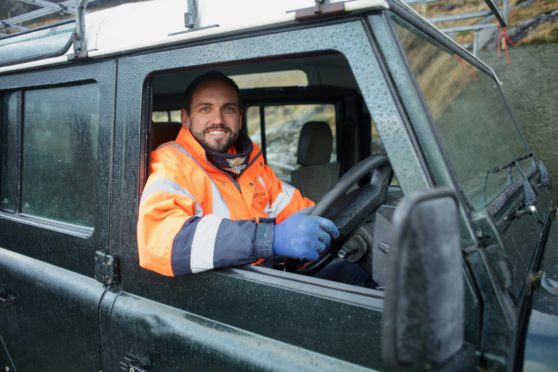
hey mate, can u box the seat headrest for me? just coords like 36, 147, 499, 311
297, 121, 333, 166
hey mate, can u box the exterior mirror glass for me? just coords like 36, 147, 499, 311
382, 188, 464, 369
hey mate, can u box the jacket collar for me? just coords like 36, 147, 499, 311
176, 127, 263, 173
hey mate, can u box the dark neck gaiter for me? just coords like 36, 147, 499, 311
204, 132, 253, 178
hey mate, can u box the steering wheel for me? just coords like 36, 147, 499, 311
293, 154, 392, 275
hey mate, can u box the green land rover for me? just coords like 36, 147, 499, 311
0, 0, 556, 370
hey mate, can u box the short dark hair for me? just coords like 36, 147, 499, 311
183, 70, 241, 113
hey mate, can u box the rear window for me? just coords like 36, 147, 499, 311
245, 103, 336, 179
1, 83, 100, 228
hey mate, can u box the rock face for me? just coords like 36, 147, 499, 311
479, 44, 558, 201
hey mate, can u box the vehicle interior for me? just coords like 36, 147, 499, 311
146, 51, 402, 288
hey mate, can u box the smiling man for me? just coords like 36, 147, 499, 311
137, 71, 369, 286
183, 77, 241, 153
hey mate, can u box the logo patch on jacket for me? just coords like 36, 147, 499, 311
225, 156, 247, 174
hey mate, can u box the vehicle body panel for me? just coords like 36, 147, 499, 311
0, 247, 105, 370
0, 0, 555, 370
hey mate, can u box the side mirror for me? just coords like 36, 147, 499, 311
382, 188, 474, 370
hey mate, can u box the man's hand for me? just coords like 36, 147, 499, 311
272, 212, 340, 261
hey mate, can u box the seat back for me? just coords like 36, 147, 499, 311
150, 122, 182, 150
290, 121, 339, 202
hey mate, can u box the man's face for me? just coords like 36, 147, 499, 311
182, 80, 242, 153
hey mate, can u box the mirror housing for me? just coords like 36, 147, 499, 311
382, 188, 470, 370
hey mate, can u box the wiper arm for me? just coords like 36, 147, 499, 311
482, 153, 536, 209
488, 152, 533, 174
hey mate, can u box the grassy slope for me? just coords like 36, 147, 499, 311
411, 0, 558, 199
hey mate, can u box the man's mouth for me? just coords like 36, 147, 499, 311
205, 126, 231, 136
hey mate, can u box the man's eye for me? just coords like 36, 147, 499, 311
199, 106, 210, 113
224, 106, 236, 114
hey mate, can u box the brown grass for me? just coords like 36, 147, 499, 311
410, 0, 558, 45
519, 18, 558, 44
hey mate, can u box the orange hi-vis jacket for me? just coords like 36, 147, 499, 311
137, 127, 314, 276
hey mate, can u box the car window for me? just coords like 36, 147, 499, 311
0, 92, 18, 212
21, 84, 100, 226
245, 103, 336, 180
390, 15, 534, 209
0, 84, 100, 227
152, 110, 181, 123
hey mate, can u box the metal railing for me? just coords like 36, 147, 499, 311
0, 0, 95, 61
405, 0, 509, 55
0, 0, 78, 37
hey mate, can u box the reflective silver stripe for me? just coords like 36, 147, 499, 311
190, 214, 222, 273
257, 176, 266, 189
210, 182, 230, 218
166, 143, 230, 218
258, 176, 273, 218
268, 181, 296, 217
156, 140, 176, 150
141, 178, 203, 216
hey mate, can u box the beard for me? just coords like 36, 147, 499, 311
191, 124, 240, 153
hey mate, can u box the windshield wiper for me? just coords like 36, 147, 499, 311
482, 153, 536, 210
488, 152, 533, 174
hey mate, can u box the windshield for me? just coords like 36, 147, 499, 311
390, 14, 534, 210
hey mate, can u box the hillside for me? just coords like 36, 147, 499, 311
409, 0, 557, 200
410, 0, 557, 46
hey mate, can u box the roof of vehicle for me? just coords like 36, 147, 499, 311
0, 0, 388, 74
0, 0, 496, 80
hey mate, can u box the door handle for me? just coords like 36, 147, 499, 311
0, 287, 17, 306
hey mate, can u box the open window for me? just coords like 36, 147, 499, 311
144, 51, 399, 289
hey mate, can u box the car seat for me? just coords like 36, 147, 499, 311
290, 121, 339, 202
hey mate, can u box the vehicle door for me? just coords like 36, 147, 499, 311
379, 3, 555, 368
99, 12, 439, 370
0, 60, 116, 370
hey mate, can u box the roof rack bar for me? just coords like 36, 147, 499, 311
19, 0, 74, 14
0, 21, 29, 32
441, 23, 498, 33
184, 0, 199, 29
0, 0, 75, 34
430, 10, 493, 24
70, 0, 90, 59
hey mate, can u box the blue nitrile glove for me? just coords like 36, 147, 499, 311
272, 212, 340, 261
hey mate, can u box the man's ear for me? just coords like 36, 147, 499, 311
181, 108, 190, 129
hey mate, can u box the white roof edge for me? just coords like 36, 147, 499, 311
395, 0, 502, 84
0, 0, 388, 75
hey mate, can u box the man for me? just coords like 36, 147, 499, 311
138, 70, 337, 276
138, 71, 366, 284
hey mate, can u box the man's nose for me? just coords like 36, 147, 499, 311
210, 110, 226, 125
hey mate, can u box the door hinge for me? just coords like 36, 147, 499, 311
95, 251, 120, 286
527, 270, 543, 295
